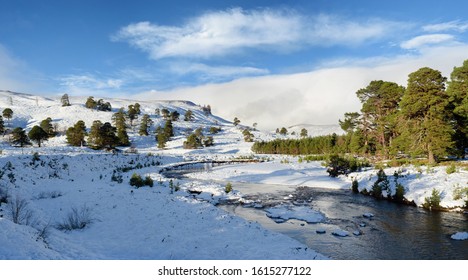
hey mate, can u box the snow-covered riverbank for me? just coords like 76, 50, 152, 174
186, 157, 468, 209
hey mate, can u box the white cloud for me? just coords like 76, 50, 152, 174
400, 34, 455, 49
168, 62, 269, 79
133, 44, 468, 130
60, 74, 124, 90
423, 20, 468, 32
113, 8, 402, 60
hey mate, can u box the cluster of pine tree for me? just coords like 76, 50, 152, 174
253, 61, 468, 163
85, 96, 112, 111
252, 134, 343, 155
183, 127, 214, 149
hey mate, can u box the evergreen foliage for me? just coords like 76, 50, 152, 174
2, 108, 13, 122
139, 114, 153, 136
127, 105, 138, 126
87, 121, 119, 149
61, 93, 71, 106
40, 117, 56, 137
325, 155, 369, 177
300, 128, 308, 138
183, 133, 203, 149
28, 126, 48, 147
184, 110, 194, 121
85, 96, 97, 109
447, 60, 468, 158
423, 189, 442, 210
233, 117, 240, 126
171, 111, 180, 121
11, 127, 31, 147
398, 67, 453, 163
112, 109, 130, 146
66, 120, 87, 146
225, 182, 233, 193
85, 97, 111, 111
371, 169, 389, 199
161, 108, 170, 120
243, 129, 254, 142
209, 126, 221, 134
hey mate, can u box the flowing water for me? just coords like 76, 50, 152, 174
166, 169, 468, 260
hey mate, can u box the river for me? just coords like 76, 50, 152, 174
166, 169, 468, 260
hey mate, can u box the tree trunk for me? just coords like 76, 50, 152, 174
428, 149, 436, 164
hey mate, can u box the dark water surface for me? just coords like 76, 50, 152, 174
219, 184, 468, 260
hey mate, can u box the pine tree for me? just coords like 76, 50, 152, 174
184, 110, 194, 121
28, 126, 48, 147
66, 120, 87, 146
164, 120, 174, 137
2, 108, 13, 124
161, 108, 170, 120
127, 105, 138, 126
99, 122, 119, 149
40, 117, 56, 137
300, 128, 308, 138
356, 80, 405, 158
88, 120, 103, 148
134, 103, 141, 115
139, 114, 153, 136
398, 67, 453, 163
279, 127, 288, 135
170, 111, 180, 121
233, 117, 240, 126
156, 126, 168, 149
96, 99, 112, 111
339, 112, 360, 133
61, 94, 71, 106
243, 129, 254, 142
11, 127, 31, 147
85, 97, 97, 109
447, 60, 468, 157
112, 109, 130, 146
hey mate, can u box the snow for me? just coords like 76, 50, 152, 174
188, 158, 468, 209
332, 229, 350, 237
0, 90, 466, 260
265, 205, 325, 223
450, 232, 468, 240
0, 91, 328, 260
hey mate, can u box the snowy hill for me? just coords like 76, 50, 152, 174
287, 124, 344, 137
0, 90, 328, 260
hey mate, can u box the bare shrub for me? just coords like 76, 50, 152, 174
10, 196, 36, 226
57, 205, 94, 231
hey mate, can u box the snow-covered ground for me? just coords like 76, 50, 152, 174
187, 157, 468, 209
0, 91, 466, 260
0, 91, 328, 260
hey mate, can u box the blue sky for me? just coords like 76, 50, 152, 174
2, 0, 468, 128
